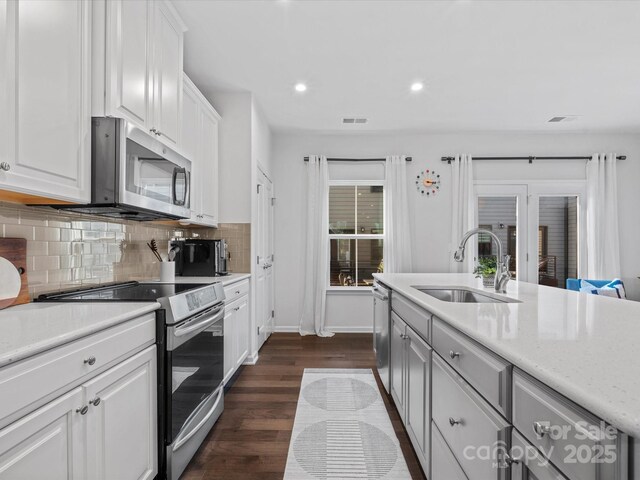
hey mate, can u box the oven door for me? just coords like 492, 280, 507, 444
166, 303, 224, 445
121, 122, 191, 219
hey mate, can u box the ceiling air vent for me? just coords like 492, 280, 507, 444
548, 115, 579, 123
342, 117, 368, 124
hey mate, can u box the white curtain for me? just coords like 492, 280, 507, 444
586, 153, 621, 279
449, 154, 475, 272
384, 155, 413, 273
299, 155, 334, 337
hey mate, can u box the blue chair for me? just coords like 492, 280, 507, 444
566, 278, 613, 291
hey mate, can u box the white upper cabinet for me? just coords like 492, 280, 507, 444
180, 74, 220, 227
94, 0, 186, 148
199, 104, 219, 225
0, 0, 91, 203
101, 0, 152, 128
152, 0, 183, 146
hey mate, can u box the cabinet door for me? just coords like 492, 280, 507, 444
152, 0, 184, 147
0, 387, 85, 479
223, 305, 237, 384
181, 76, 201, 221
390, 313, 407, 419
104, 0, 152, 129
0, 0, 90, 202
406, 327, 432, 476
198, 105, 219, 226
234, 295, 250, 368
84, 346, 157, 480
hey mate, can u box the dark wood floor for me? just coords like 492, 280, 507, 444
181, 333, 427, 480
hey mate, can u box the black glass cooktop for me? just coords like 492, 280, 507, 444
37, 282, 209, 302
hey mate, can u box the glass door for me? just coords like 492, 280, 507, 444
475, 185, 528, 282
527, 183, 586, 289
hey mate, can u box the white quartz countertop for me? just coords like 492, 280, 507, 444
374, 273, 640, 438
0, 302, 160, 368
147, 273, 251, 287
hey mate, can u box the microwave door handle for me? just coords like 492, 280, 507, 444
172, 167, 187, 206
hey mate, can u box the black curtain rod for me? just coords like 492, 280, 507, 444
441, 155, 626, 164
303, 157, 412, 162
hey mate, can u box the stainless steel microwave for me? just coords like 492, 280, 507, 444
48, 117, 191, 221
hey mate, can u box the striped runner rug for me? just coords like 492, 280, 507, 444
283, 368, 411, 479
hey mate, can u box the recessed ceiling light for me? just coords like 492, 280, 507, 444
410, 82, 424, 92
294, 83, 307, 92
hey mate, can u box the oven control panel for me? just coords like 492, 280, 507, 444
186, 286, 218, 311
165, 282, 226, 325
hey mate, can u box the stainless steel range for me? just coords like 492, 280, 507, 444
38, 281, 226, 480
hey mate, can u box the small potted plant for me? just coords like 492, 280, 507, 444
474, 256, 497, 288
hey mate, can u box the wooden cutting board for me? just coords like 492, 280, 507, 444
0, 238, 29, 309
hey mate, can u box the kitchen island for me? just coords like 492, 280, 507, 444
374, 272, 639, 480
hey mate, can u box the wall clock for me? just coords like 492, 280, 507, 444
415, 169, 441, 197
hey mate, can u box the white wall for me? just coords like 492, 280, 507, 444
273, 132, 640, 331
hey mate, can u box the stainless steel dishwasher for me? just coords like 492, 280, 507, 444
372, 281, 390, 393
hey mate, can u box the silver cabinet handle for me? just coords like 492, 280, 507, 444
503, 453, 520, 466
449, 350, 460, 359
150, 128, 157, 134
234, 306, 240, 311
89, 397, 101, 407
449, 417, 462, 426
235, 290, 240, 295
533, 421, 552, 437
84, 355, 96, 366
76, 405, 89, 415
400, 333, 409, 339
156, 131, 162, 136
0, 162, 10, 171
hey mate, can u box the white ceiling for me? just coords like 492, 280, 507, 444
174, 0, 640, 134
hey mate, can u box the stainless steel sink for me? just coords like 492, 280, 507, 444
413, 287, 520, 303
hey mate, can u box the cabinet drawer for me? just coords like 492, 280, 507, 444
224, 279, 249, 304
431, 421, 468, 480
512, 369, 627, 480
510, 429, 566, 480
432, 354, 510, 480
391, 293, 431, 343
432, 317, 511, 418
0, 314, 155, 428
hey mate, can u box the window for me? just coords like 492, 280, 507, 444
329, 183, 384, 287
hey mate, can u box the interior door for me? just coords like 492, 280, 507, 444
256, 169, 274, 347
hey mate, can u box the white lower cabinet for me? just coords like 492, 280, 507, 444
405, 327, 432, 476
0, 316, 157, 480
0, 388, 85, 479
431, 421, 468, 480
390, 311, 432, 476
84, 346, 157, 480
390, 312, 407, 415
223, 293, 250, 384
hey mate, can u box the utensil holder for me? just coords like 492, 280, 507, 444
160, 262, 175, 283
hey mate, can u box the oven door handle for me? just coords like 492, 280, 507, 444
174, 304, 224, 338
173, 387, 223, 451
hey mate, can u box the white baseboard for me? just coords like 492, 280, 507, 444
274, 326, 299, 333
243, 352, 259, 365
274, 326, 373, 334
